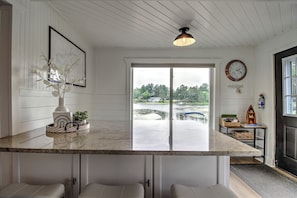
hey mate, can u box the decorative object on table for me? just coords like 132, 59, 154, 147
34, 53, 85, 112
258, 94, 265, 109
220, 114, 240, 127
53, 111, 72, 128
34, 27, 88, 133
73, 111, 88, 125
46, 122, 90, 133
246, 105, 256, 124
55, 97, 68, 112
225, 60, 247, 81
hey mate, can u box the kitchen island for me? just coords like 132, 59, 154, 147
0, 120, 261, 198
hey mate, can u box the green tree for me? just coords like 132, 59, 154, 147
174, 84, 189, 101
141, 90, 151, 101
134, 83, 209, 104
159, 85, 169, 101
188, 86, 199, 102
198, 83, 209, 103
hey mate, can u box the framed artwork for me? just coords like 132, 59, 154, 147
49, 26, 86, 87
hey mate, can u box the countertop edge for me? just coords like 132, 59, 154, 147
0, 148, 262, 156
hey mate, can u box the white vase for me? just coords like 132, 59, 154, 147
55, 97, 69, 112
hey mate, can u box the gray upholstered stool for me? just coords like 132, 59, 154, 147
0, 183, 64, 198
171, 184, 237, 198
78, 183, 144, 198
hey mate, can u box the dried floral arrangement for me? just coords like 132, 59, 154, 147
34, 52, 85, 98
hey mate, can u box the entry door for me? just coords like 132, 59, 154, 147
275, 46, 297, 176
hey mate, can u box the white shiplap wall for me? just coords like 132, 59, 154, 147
9, 0, 95, 134
255, 28, 297, 166
94, 47, 256, 125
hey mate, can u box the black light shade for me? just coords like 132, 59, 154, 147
173, 27, 196, 47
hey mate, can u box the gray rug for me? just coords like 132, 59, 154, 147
231, 164, 297, 198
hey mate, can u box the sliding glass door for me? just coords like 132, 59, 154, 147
132, 66, 210, 150
172, 68, 209, 150
132, 68, 170, 149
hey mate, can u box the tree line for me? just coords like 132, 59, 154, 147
134, 83, 209, 104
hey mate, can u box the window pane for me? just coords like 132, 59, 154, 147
285, 96, 296, 115
293, 77, 297, 95
283, 55, 297, 116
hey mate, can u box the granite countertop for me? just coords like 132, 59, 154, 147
0, 120, 261, 156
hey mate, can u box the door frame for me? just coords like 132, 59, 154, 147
125, 58, 221, 133
275, 46, 297, 175
0, 0, 12, 137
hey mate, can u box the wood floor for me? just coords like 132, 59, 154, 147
229, 157, 262, 197
229, 157, 297, 198
230, 157, 262, 165
229, 171, 261, 198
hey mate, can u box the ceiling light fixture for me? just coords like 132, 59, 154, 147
173, 27, 196, 47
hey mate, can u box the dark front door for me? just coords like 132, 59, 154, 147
275, 46, 297, 176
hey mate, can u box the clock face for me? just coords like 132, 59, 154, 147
225, 60, 247, 81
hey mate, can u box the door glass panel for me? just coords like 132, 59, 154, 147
283, 55, 297, 116
285, 96, 297, 115
172, 68, 209, 150
132, 68, 170, 150
292, 78, 297, 95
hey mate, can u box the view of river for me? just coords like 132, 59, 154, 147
133, 103, 209, 123
132, 103, 209, 149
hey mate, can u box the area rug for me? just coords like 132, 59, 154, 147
231, 164, 297, 198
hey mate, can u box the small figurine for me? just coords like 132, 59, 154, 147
246, 105, 256, 124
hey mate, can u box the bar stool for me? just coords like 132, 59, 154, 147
79, 183, 144, 198
171, 184, 237, 198
0, 183, 64, 198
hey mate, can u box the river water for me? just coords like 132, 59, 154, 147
132, 103, 209, 149
133, 103, 209, 122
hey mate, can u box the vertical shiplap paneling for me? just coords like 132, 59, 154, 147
280, 3, 293, 33
47, 0, 297, 48
254, 2, 274, 40
183, 1, 223, 47
206, 1, 246, 46
267, 2, 282, 37
192, 1, 237, 46
290, 4, 297, 29
240, 2, 267, 42
9, 0, 95, 134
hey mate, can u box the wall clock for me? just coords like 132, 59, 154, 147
225, 60, 247, 81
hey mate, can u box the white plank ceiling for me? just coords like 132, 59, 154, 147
44, 0, 297, 48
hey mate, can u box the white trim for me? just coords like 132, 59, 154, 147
217, 156, 230, 187
145, 155, 153, 198
12, 153, 20, 183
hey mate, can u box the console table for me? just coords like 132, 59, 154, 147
219, 123, 266, 163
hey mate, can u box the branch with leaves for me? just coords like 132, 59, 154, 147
34, 52, 85, 98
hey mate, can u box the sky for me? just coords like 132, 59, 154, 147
133, 68, 209, 89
